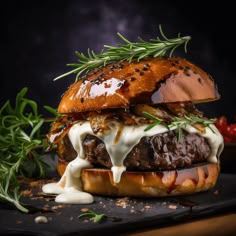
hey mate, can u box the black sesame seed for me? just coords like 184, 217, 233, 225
185, 66, 190, 70
143, 67, 148, 71
139, 71, 144, 76
193, 71, 197, 74
198, 78, 202, 83
179, 66, 184, 70
175, 60, 180, 64
118, 63, 124, 69
185, 73, 191, 76
135, 68, 140, 72
80, 98, 84, 103
171, 63, 176, 66
130, 77, 136, 81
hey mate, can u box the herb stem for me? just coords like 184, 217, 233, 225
0, 88, 56, 212
0, 192, 28, 213
54, 25, 191, 82
143, 112, 216, 142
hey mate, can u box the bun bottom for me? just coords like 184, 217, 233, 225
58, 162, 220, 197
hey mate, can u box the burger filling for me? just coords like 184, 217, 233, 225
43, 102, 224, 204
83, 131, 210, 171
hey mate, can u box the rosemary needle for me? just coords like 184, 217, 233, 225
143, 112, 216, 142
54, 25, 191, 82
0, 88, 56, 212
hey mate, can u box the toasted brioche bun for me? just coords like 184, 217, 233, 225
58, 57, 220, 114
57, 161, 219, 197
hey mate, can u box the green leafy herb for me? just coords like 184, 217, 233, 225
54, 25, 191, 82
79, 209, 107, 223
143, 112, 216, 142
143, 112, 163, 131
0, 88, 56, 212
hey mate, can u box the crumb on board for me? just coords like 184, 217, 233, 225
51, 205, 65, 210
81, 208, 89, 212
168, 205, 177, 209
22, 189, 33, 197
116, 197, 130, 208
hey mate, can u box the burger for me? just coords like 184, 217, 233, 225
43, 57, 223, 204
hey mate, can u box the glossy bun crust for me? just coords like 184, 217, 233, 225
58, 162, 220, 197
58, 57, 220, 114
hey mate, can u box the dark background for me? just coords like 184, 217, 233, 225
4, 0, 236, 119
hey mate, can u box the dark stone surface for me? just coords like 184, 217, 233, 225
0, 174, 235, 235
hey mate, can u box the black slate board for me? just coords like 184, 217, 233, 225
0, 174, 236, 236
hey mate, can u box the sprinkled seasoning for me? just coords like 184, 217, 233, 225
184, 67, 191, 76
109, 65, 116, 71
171, 63, 176, 66
80, 98, 84, 103
134, 68, 140, 72
118, 63, 124, 69
175, 60, 180, 64
139, 71, 144, 76
179, 66, 184, 70
130, 77, 136, 81
142, 67, 148, 71
198, 77, 202, 83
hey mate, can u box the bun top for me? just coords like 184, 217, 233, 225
58, 57, 220, 114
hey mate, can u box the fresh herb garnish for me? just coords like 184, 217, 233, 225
143, 112, 216, 142
54, 25, 191, 82
0, 88, 56, 212
143, 112, 163, 131
79, 209, 107, 223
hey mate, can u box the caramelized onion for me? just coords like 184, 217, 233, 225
89, 111, 113, 134
47, 116, 77, 145
134, 104, 172, 121
166, 102, 203, 117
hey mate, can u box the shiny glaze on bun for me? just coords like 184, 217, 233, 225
58, 57, 220, 114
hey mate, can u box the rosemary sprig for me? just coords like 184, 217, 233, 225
143, 112, 163, 131
54, 25, 191, 82
0, 88, 56, 212
79, 209, 107, 223
143, 112, 216, 141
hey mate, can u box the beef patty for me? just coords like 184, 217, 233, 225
82, 130, 210, 171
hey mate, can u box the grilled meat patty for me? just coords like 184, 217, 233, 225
82, 130, 210, 171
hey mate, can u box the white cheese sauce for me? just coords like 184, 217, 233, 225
43, 121, 223, 204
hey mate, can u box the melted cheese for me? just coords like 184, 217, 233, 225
43, 121, 223, 204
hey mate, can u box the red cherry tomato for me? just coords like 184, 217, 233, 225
226, 124, 236, 138
215, 116, 236, 143
215, 116, 227, 131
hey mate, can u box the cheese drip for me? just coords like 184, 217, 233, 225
43, 121, 223, 204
